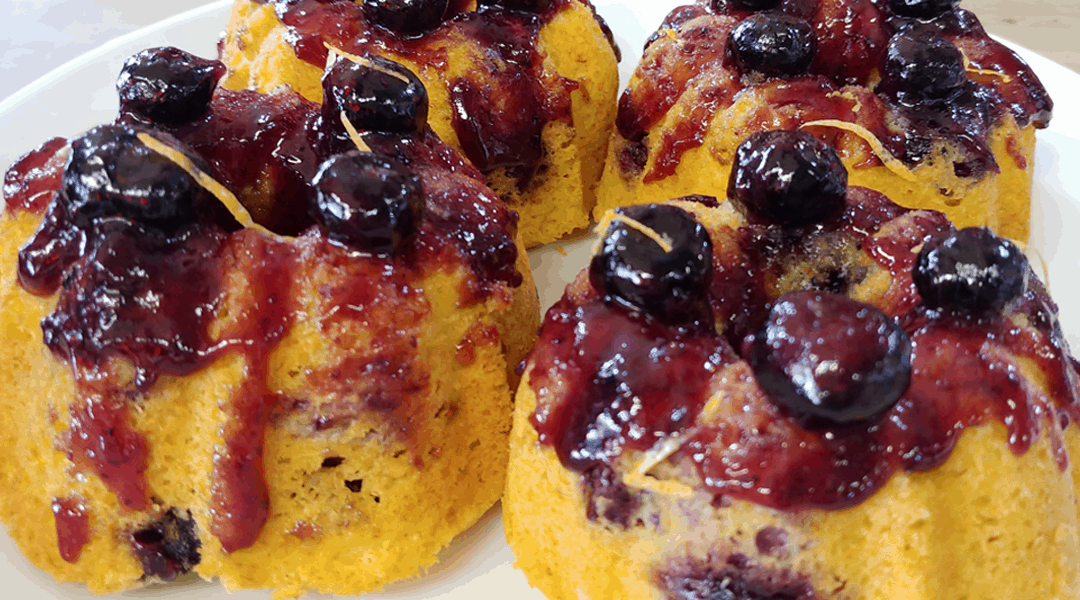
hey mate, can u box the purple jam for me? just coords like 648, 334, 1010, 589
51, 496, 90, 564
529, 188, 1080, 514
529, 300, 735, 471
617, 0, 1053, 182
6, 71, 522, 557
66, 392, 152, 512
253, 0, 581, 189
3, 137, 68, 216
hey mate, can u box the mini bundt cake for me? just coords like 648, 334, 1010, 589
597, 0, 1053, 243
0, 46, 538, 596
506, 131, 1080, 599
221, 0, 621, 248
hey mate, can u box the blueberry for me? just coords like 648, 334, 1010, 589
62, 125, 207, 230
728, 130, 848, 227
750, 291, 911, 427
309, 151, 423, 255
727, 13, 816, 78
362, 0, 449, 35
322, 55, 429, 136
913, 227, 1027, 314
116, 47, 225, 126
878, 30, 966, 105
130, 508, 201, 581
589, 204, 713, 323
887, 0, 960, 20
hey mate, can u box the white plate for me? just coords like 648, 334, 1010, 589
1, 1, 1079, 598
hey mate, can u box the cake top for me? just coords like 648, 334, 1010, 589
3, 46, 522, 557
253, 0, 619, 185
616, 0, 1053, 183
528, 130, 1080, 518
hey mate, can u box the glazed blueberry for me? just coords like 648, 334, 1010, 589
62, 125, 206, 230
309, 151, 423, 255
362, 0, 450, 35
727, 13, 816, 78
887, 0, 961, 20
913, 227, 1027, 314
589, 204, 713, 322
116, 47, 225, 126
878, 30, 966, 105
750, 291, 911, 427
728, 130, 848, 227
322, 55, 429, 135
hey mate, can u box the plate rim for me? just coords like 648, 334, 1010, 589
0, 0, 232, 117
0, 3, 1079, 599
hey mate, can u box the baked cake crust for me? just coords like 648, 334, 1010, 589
506, 177, 1080, 599
222, 0, 621, 248
596, 0, 1052, 243
0, 47, 538, 596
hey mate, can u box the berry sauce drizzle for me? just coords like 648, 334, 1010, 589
529, 190, 1080, 514
5, 84, 520, 554
528, 301, 737, 471
255, 0, 578, 186
51, 496, 90, 564
617, 0, 1052, 182
4, 137, 69, 216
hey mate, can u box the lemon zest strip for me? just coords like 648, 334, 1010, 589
340, 111, 373, 153
800, 119, 918, 182
136, 132, 281, 239
323, 42, 412, 83
594, 210, 674, 253
959, 46, 1013, 83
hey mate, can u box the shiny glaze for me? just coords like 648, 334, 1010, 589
529, 191, 1080, 513
51, 496, 90, 564
4, 137, 68, 216
617, 0, 1053, 182
5, 83, 521, 557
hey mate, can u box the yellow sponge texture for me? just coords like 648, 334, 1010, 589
506, 377, 1080, 600
0, 205, 535, 596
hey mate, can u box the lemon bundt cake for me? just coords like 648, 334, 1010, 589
221, 0, 621, 248
597, 0, 1053, 243
505, 131, 1080, 599
0, 46, 538, 596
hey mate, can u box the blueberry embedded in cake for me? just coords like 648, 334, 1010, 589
0, 45, 538, 596
506, 130, 1080, 600
598, 0, 1054, 243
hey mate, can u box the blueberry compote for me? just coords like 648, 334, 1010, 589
529, 190, 1080, 516
616, 0, 1052, 182
117, 47, 225, 126
251, 0, 594, 189
5, 48, 521, 560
